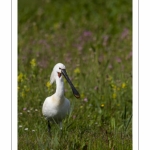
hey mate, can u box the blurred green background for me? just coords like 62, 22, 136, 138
18, 0, 132, 149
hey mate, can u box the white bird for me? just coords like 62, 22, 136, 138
42, 63, 80, 132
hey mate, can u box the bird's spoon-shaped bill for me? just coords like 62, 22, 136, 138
61, 69, 80, 99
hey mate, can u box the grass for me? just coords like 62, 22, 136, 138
18, 0, 132, 149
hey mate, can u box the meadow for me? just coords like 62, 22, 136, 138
18, 0, 132, 149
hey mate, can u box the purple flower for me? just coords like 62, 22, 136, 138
23, 107, 27, 111
83, 98, 88, 102
79, 30, 93, 42
98, 55, 104, 63
83, 31, 92, 37
37, 59, 48, 68
102, 35, 109, 46
126, 51, 132, 59
115, 57, 122, 63
121, 28, 129, 40
108, 64, 113, 69
94, 86, 99, 91
64, 53, 72, 63
73, 115, 76, 120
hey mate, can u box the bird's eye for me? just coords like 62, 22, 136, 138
59, 68, 61, 69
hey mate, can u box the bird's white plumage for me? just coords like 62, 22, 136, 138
50, 63, 65, 84
42, 96, 70, 123
42, 63, 70, 128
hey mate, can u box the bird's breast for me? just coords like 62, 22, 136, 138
42, 96, 70, 121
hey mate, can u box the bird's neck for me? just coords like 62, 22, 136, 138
55, 78, 65, 99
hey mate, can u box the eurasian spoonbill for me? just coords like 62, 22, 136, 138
42, 63, 80, 133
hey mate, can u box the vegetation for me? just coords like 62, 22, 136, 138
18, 0, 132, 149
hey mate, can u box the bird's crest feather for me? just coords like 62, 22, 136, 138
50, 69, 55, 84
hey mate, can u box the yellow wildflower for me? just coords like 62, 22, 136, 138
112, 93, 117, 99
46, 81, 51, 89
74, 68, 80, 75
53, 22, 61, 30
111, 84, 117, 90
80, 106, 83, 109
30, 59, 36, 68
107, 75, 112, 81
26, 88, 30, 92
100, 104, 104, 108
81, 93, 85, 99
117, 87, 120, 91
21, 92, 25, 98
121, 82, 126, 88
24, 85, 30, 92
24, 85, 27, 89
18, 72, 24, 82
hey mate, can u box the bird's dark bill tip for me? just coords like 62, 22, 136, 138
74, 94, 80, 99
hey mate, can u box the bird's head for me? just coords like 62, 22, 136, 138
50, 63, 65, 83
50, 63, 80, 99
